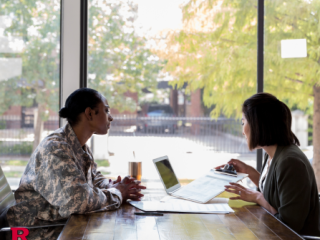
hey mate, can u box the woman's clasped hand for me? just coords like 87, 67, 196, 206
109, 175, 146, 201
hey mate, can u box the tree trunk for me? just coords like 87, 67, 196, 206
33, 104, 45, 151
190, 89, 203, 134
169, 89, 178, 116
313, 85, 320, 191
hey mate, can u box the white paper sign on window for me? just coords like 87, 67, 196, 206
281, 39, 307, 58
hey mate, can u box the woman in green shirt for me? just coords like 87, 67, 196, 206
216, 92, 320, 236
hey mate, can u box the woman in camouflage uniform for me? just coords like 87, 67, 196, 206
5, 88, 145, 240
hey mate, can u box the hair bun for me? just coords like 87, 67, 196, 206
59, 107, 69, 118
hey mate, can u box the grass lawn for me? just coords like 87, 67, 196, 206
4, 171, 23, 178
3, 159, 109, 167
4, 160, 29, 166
95, 159, 110, 167
2, 159, 110, 177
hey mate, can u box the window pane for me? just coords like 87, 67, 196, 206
88, 0, 257, 188
0, 1, 61, 189
264, 1, 314, 168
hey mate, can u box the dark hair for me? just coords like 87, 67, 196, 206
59, 88, 103, 126
242, 92, 300, 150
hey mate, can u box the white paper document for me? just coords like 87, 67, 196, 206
170, 171, 248, 203
129, 197, 234, 214
160, 196, 229, 204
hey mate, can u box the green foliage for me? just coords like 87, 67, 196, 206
0, 0, 163, 119
0, 0, 61, 119
263, 0, 320, 110
87, 0, 164, 113
162, 0, 320, 119
95, 159, 110, 167
0, 120, 6, 129
3, 171, 23, 178
4, 160, 29, 166
0, 142, 33, 155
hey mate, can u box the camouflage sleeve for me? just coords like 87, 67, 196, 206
91, 160, 112, 189
85, 144, 112, 189
34, 141, 122, 218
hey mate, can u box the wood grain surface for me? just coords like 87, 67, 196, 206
58, 189, 303, 240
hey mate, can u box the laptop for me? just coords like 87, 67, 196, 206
153, 156, 248, 203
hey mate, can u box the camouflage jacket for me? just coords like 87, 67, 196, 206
6, 124, 122, 240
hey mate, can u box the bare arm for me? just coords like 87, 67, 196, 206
215, 159, 261, 187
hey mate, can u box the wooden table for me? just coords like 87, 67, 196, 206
58, 189, 303, 240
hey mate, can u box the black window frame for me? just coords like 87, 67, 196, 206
80, 0, 88, 89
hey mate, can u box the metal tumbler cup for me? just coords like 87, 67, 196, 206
128, 162, 142, 181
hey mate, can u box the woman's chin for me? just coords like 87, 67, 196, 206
94, 128, 109, 135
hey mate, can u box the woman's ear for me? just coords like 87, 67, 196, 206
84, 107, 93, 121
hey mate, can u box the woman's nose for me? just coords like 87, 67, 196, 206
108, 114, 113, 122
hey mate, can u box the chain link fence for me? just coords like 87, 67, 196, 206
109, 116, 250, 153
0, 115, 250, 156
0, 115, 59, 156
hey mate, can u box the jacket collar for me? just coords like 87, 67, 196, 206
261, 145, 286, 201
262, 145, 286, 172
63, 123, 88, 159
273, 145, 286, 162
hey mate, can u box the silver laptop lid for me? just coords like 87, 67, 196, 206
153, 156, 181, 193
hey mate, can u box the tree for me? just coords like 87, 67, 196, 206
0, 0, 61, 150
88, 0, 163, 113
0, 0, 163, 151
160, 0, 320, 188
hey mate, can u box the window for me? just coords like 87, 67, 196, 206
0, 0, 316, 191
0, 1, 61, 189
264, 0, 314, 163
87, 0, 257, 185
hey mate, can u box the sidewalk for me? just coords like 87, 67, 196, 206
106, 136, 256, 180
5, 136, 256, 189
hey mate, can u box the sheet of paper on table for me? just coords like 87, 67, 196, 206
170, 171, 248, 203
160, 195, 229, 203
129, 197, 234, 214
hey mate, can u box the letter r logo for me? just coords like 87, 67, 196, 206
11, 227, 29, 240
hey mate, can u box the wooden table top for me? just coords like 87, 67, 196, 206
58, 189, 303, 240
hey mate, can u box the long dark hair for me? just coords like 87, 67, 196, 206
242, 92, 300, 150
59, 88, 103, 126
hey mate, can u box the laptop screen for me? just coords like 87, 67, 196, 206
155, 159, 179, 189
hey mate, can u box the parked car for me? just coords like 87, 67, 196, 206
137, 104, 177, 133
